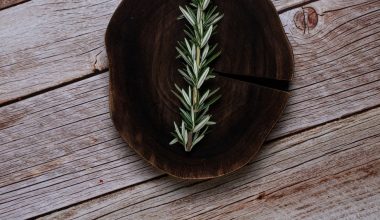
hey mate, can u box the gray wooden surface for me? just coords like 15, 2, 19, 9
0, 0, 379, 219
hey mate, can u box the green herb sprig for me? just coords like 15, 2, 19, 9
170, 0, 223, 152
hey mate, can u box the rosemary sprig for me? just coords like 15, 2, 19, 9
170, 0, 223, 152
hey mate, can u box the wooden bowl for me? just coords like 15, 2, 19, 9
106, 0, 294, 179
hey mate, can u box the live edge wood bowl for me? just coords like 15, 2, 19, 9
105, 0, 294, 179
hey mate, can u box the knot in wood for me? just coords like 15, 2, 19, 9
294, 7, 318, 33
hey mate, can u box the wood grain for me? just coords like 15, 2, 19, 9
0, 0, 118, 104
0, 74, 162, 220
0, 0, 379, 218
0, 0, 306, 105
270, 0, 380, 139
41, 107, 380, 220
0, 0, 28, 10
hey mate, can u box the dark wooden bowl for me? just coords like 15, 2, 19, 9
106, 0, 294, 179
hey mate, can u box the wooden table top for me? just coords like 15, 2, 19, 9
0, 0, 379, 219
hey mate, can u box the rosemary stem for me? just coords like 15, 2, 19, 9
194, 46, 201, 108
196, 47, 201, 67
185, 132, 193, 152
192, 87, 198, 107
187, 46, 202, 151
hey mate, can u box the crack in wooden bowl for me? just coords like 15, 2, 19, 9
106, 0, 294, 179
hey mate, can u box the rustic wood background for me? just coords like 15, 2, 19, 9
0, 0, 379, 219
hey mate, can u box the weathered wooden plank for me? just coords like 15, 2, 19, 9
0, 0, 310, 105
0, 0, 117, 104
0, 74, 161, 220
0, 0, 379, 218
270, 0, 380, 138
41, 107, 380, 220
0, 0, 28, 10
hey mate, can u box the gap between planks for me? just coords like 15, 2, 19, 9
0, 0, 29, 11
276, 0, 320, 13
0, 69, 107, 108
